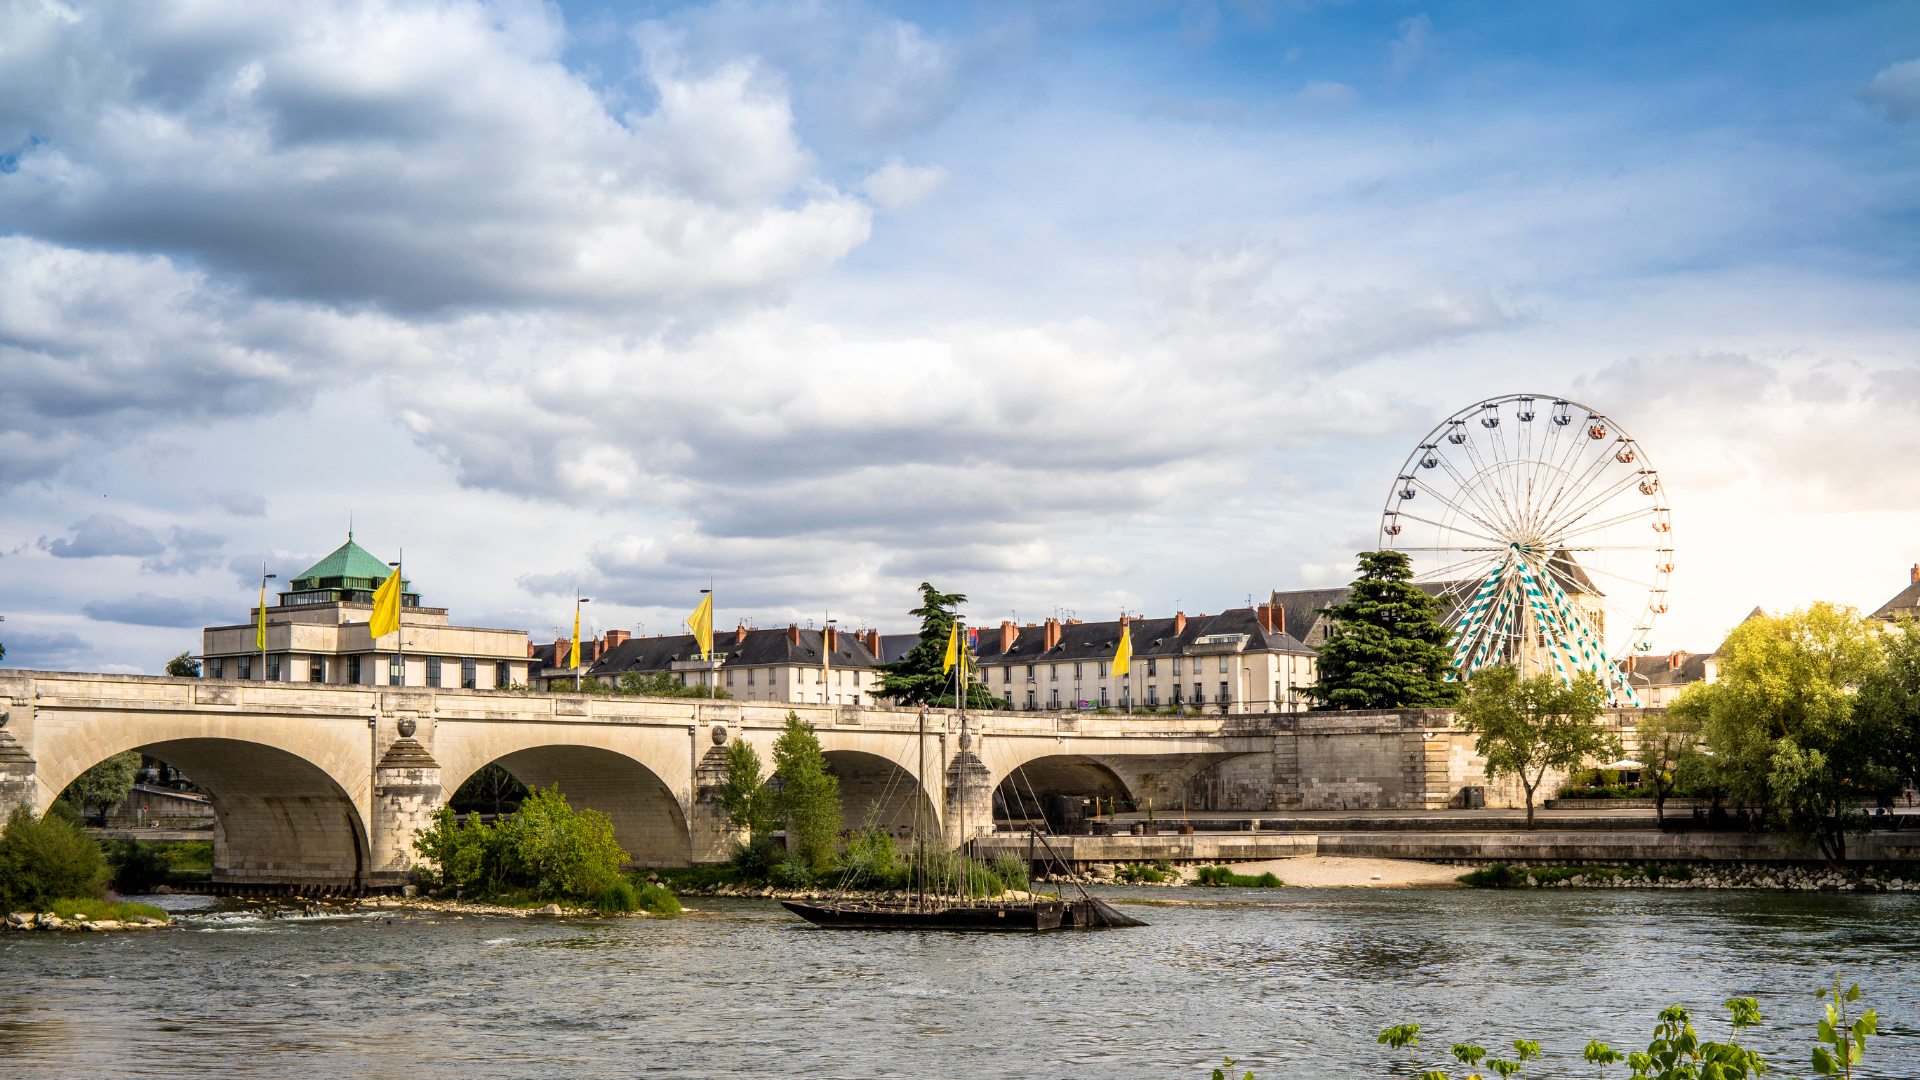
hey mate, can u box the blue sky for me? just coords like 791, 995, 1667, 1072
1, 0, 1916, 673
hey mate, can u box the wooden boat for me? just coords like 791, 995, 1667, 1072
781, 896, 1144, 932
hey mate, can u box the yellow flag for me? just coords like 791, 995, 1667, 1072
256, 581, 268, 650
1112, 622, 1132, 677
687, 593, 713, 661
570, 604, 582, 669
942, 620, 960, 675
369, 567, 402, 639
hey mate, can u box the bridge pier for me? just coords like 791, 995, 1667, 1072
372, 729, 442, 884
690, 730, 744, 864
944, 725, 993, 848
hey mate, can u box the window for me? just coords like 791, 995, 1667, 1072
1099, 686, 1109, 705
835, 671, 843, 686
1192, 682, 1202, 702
348, 655, 362, 684
462, 657, 477, 689
1049, 665, 1058, 681
853, 671, 860, 686
726, 669, 735, 686
1098, 661, 1108, 678
1024, 690, 1035, 709
814, 669, 822, 684
1173, 658, 1182, 676
238, 655, 252, 680
389, 654, 405, 686
1146, 658, 1156, 677
1147, 684, 1158, 705
1049, 688, 1060, 707
426, 657, 442, 687
1073, 663, 1082, 680
265, 654, 281, 681
209, 658, 224, 679
495, 660, 509, 688
1025, 664, 1034, 679
311, 655, 327, 683
1219, 656, 1229, 673
1219, 680, 1230, 701
1003, 666, 1013, 684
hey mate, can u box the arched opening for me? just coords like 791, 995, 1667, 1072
73, 739, 371, 887
484, 745, 689, 867
821, 750, 937, 837
994, 755, 1132, 833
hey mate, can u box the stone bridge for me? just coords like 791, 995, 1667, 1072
0, 670, 1654, 887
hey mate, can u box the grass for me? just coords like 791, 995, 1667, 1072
44, 897, 169, 922
1195, 866, 1283, 888
1458, 862, 1697, 887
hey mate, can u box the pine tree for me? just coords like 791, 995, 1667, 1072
875, 582, 1000, 708
1306, 550, 1462, 710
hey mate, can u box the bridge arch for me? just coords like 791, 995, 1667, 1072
43, 737, 369, 887
821, 749, 938, 836
438, 737, 689, 868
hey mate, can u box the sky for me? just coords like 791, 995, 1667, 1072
1, 0, 1917, 675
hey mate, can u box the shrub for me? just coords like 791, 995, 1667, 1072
990, 852, 1029, 892
594, 880, 638, 913
411, 785, 629, 900
107, 840, 173, 893
1116, 864, 1166, 884
0, 805, 109, 911
729, 835, 782, 880
770, 849, 813, 888
1195, 866, 1282, 888
837, 825, 904, 888
635, 882, 681, 915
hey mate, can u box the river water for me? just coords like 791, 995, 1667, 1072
2, 888, 1915, 1079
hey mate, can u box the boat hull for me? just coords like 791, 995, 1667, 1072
780, 898, 1146, 931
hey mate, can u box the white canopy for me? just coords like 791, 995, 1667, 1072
1598, 759, 1645, 770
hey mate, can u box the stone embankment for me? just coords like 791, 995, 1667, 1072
1446, 860, 1920, 892
5, 911, 171, 932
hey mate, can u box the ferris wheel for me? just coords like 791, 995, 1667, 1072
1378, 394, 1672, 704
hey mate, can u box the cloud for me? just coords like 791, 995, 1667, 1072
1388, 14, 1433, 80
40, 514, 165, 559
861, 159, 948, 210
211, 489, 268, 517
83, 593, 235, 628
0, 0, 870, 316
1, 630, 96, 670
1857, 58, 1920, 123
1295, 81, 1358, 108
228, 551, 320, 591
142, 527, 228, 575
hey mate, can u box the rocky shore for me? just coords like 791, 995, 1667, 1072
5, 911, 171, 932
1442, 860, 1920, 892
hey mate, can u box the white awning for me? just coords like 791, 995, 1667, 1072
1598, 759, 1644, 770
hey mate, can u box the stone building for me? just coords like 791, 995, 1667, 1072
1872, 564, 1920, 624
1618, 651, 1711, 707
544, 624, 887, 706
200, 536, 532, 688
970, 606, 1317, 713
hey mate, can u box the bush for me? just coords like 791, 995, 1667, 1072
594, 880, 638, 913
770, 849, 813, 888
837, 826, 905, 888
1195, 865, 1282, 888
990, 852, 1029, 892
411, 785, 629, 900
1117, 864, 1167, 884
107, 840, 173, 893
729, 835, 782, 880
1455, 862, 1699, 887
635, 882, 681, 915
0, 805, 109, 911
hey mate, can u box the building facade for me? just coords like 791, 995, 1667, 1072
543, 624, 886, 706
970, 606, 1317, 714
201, 537, 532, 688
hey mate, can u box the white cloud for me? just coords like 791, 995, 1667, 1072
1388, 14, 1433, 80
861, 159, 948, 210
82, 593, 233, 628
1858, 58, 1920, 123
39, 514, 164, 559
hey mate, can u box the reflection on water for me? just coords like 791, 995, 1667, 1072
1, 888, 1916, 1078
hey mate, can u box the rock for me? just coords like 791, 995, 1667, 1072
6, 913, 33, 929
402, 885, 418, 898
540, 903, 562, 915
91, 920, 122, 931
40, 917, 65, 930
139, 916, 170, 927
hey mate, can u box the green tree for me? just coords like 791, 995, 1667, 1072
771, 712, 842, 870
1307, 550, 1461, 710
165, 652, 200, 677
1631, 707, 1707, 825
577, 671, 732, 699
0, 805, 110, 910
58, 751, 142, 816
717, 737, 774, 838
1458, 666, 1616, 828
1679, 603, 1898, 863
1858, 616, 1920, 796
514, 785, 629, 898
876, 582, 1000, 708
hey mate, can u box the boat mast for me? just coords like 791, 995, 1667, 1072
916, 705, 926, 911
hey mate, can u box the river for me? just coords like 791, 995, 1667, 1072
2, 888, 1915, 1079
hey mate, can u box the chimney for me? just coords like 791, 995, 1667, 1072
527, 641, 537, 658
1174, 611, 1187, 635
1669, 650, 1688, 671
555, 637, 570, 666
862, 629, 880, 656
736, 622, 748, 645
826, 625, 837, 654
1912, 563, 1919, 585
999, 620, 1017, 653
604, 630, 629, 649
1043, 618, 1061, 651
1256, 604, 1276, 633
788, 623, 800, 646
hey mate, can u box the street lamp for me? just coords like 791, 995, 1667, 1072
575, 593, 592, 692
823, 616, 837, 705
260, 567, 277, 681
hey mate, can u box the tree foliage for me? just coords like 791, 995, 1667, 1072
577, 671, 732, 699
1458, 666, 1616, 828
1858, 616, 1920, 793
771, 712, 842, 870
0, 804, 109, 910
876, 582, 1000, 708
58, 751, 142, 816
165, 652, 200, 677
412, 785, 629, 899
1673, 603, 1899, 862
1307, 550, 1461, 710
717, 737, 774, 838
448, 763, 530, 815
1630, 707, 1708, 824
